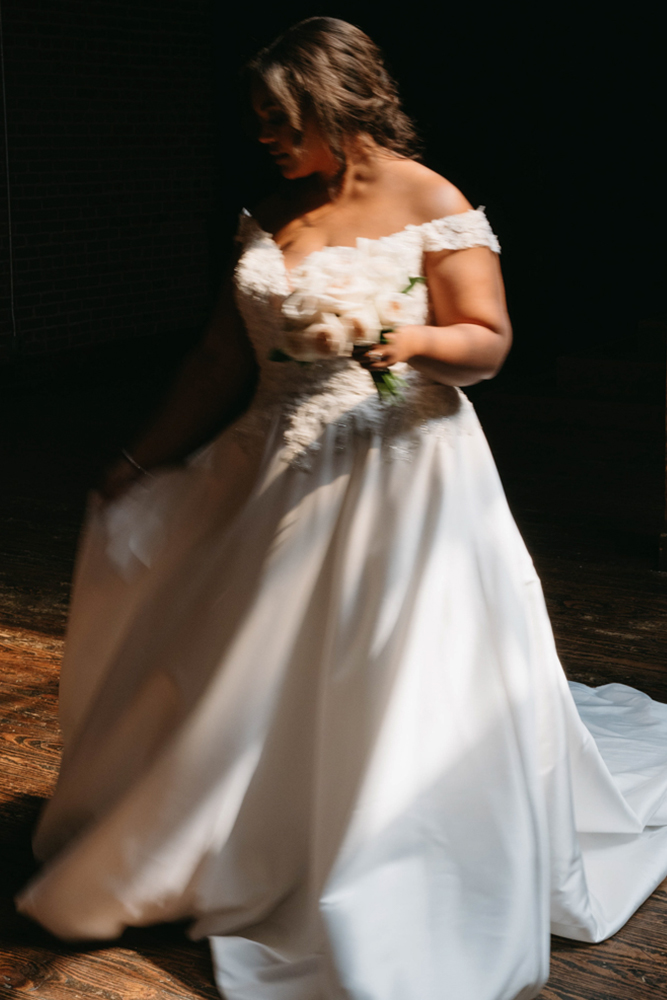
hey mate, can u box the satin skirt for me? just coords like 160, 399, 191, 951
16, 392, 667, 1000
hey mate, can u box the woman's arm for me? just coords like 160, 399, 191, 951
100, 273, 258, 499
360, 244, 512, 387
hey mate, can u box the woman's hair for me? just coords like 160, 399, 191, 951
243, 17, 420, 164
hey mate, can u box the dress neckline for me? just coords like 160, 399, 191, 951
241, 206, 484, 279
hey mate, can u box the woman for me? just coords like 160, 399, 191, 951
17, 18, 667, 1000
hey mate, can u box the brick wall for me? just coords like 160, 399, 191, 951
0, 0, 216, 363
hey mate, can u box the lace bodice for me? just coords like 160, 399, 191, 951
232, 208, 501, 468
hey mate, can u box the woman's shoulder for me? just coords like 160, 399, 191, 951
385, 159, 473, 223
383, 159, 500, 253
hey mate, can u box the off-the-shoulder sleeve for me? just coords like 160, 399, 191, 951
417, 207, 501, 254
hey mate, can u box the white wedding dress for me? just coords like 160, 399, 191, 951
17, 209, 667, 1000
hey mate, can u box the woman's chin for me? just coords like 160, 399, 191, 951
274, 160, 315, 181
277, 163, 301, 179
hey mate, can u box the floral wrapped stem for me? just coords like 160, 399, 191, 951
370, 333, 407, 403
274, 270, 426, 402
369, 279, 425, 402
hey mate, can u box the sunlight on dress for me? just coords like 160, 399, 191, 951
16, 209, 667, 1000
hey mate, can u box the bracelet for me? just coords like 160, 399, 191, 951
121, 448, 154, 478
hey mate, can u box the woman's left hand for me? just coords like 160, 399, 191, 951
353, 327, 423, 370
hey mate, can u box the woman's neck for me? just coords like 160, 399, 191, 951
290, 139, 399, 212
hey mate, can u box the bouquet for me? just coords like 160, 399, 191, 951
270, 250, 427, 401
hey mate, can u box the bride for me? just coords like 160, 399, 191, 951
16, 17, 667, 1000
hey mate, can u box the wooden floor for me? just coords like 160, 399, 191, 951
1, 374, 666, 998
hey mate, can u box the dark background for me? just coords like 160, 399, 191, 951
0, 0, 216, 372
0, 0, 663, 385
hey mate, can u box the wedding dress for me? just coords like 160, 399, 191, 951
16, 208, 667, 1000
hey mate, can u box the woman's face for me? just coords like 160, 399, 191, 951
251, 82, 337, 181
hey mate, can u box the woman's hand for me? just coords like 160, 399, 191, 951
357, 244, 512, 388
353, 327, 424, 371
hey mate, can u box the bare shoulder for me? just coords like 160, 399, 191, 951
386, 159, 473, 222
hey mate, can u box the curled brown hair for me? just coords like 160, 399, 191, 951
244, 17, 420, 165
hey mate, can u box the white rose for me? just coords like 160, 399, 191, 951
313, 259, 376, 313
286, 261, 330, 299
340, 302, 383, 345
283, 312, 351, 361
282, 291, 323, 325
375, 283, 427, 328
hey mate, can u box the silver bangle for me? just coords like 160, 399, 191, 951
121, 448, 153, 478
